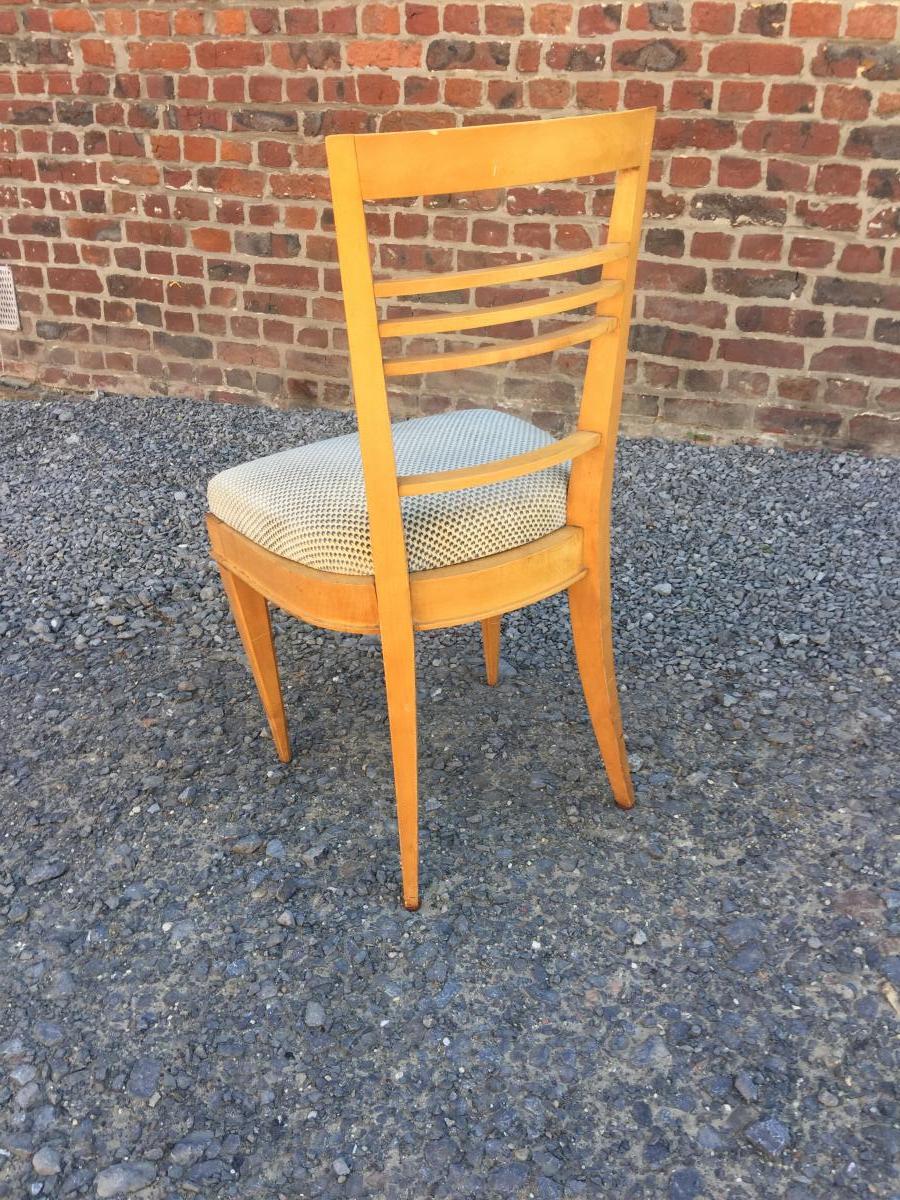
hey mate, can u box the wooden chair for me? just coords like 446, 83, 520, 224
206, 109, 655, 910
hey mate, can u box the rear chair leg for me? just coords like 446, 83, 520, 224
568, 570, 635, 809
381, 621, 420, 910
481, 615, 501, 686
217, 564, 292, 764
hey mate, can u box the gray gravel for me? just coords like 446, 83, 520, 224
1, 392, 898, 1199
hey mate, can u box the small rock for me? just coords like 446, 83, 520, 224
632, 930, 648, 946
230, 834, 263, 856
276, 910, 295, 927
25, 861, 67, 886
668, 1167, 703, 1200
734, 1070, 758, 1102
32, 1146, 61, 1176
265, 838, 285, 859
126, 1057, 161, 1100
301, 844, 327, 868
304, 1000, 326, 1028
95, 1161, 157, 1197
654, 582, 673, 596
745, 1116, 790, 1158
332, 1157, 351, 1178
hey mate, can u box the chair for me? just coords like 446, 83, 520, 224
206, 109, 655, 910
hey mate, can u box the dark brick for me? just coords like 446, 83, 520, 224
844, 125, 900, 161
207, 260, 252, 283
812, 277, 898, 310
874, 318, 900, 346
810, 344, 900, 377
232, 109, 299, 133
645, 228, 684, 257
757, 406, 842, 438
615, 38, 691, 71
713, 268, 803, 299
812, 42, 900, 82
153, 332, 213, 359
630, 324, 712, 360
847, 414, 900, 453
691, 193, 786, 227
662, 396, 753, 430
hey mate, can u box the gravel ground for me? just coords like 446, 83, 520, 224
1, 392, 898, 1200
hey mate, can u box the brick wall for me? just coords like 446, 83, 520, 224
1, 0, 898, 452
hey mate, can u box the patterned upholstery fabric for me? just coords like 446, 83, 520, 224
207, 407, 569, 576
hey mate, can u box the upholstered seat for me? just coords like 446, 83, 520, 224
208, 407, 569, 576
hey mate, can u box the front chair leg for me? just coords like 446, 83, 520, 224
567, 570, 635, 809
217, 564, 292, 764
381, 621, 420, 910
481, 615, 501, 686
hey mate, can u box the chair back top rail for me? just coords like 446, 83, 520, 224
348, 108, 656, 202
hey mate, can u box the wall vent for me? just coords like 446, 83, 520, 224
0, 265, 21, 331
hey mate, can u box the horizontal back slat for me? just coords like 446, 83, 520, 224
373, 243, 629, 299
382, 315, 616, 377
378, 279, 623, 339
350, 108, 655, 201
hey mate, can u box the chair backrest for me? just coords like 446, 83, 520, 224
325, 110, 655, 587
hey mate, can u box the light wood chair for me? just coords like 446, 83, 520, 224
206, 109, 655, 910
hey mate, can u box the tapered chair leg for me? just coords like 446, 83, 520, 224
568, 570, 635, 809
381, 623, 420, 910
217, 564, 292, 764
481, 615, 501, 686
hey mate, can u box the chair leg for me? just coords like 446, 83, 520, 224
217, 564, 292, 764
381, 622, 420, 910
567, 570, 635, 809
481, 615, 501, 686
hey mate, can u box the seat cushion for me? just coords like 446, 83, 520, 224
207, 407, 569, 575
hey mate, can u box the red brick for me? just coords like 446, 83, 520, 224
528, 79, 571, 108
346, 40, 420, 68
196, 42, 265, 69
322, 6, 357, 33
128, 43, 190, 71
815, 163, 862, 196
406, 4, 440, 34
708, 42, 803, 76
788, 237, 835, 268
671, 80, 713, 111
743, 121, 840, 157
485, 4, 524, 34
721, 337, 805, 368
578, 4, 621, 34
357, 74, 401, 105
844, 3, 897, 39
718, 157, 761, 188
789, 3, 842, 36
691, 231, 734, 259
531, 4, 573, 33
768, 84, 816, 115
796, 200, 861, 232
837, 244, 885, 273
576, 81, 619, 109
739, 233, 783, 261
671, 156, 712, 187
822, 85, 871, 120
691, 2, 735, 33
52, 9, 94, 33
443, 3, 479, 32
718, 81, 764, 112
